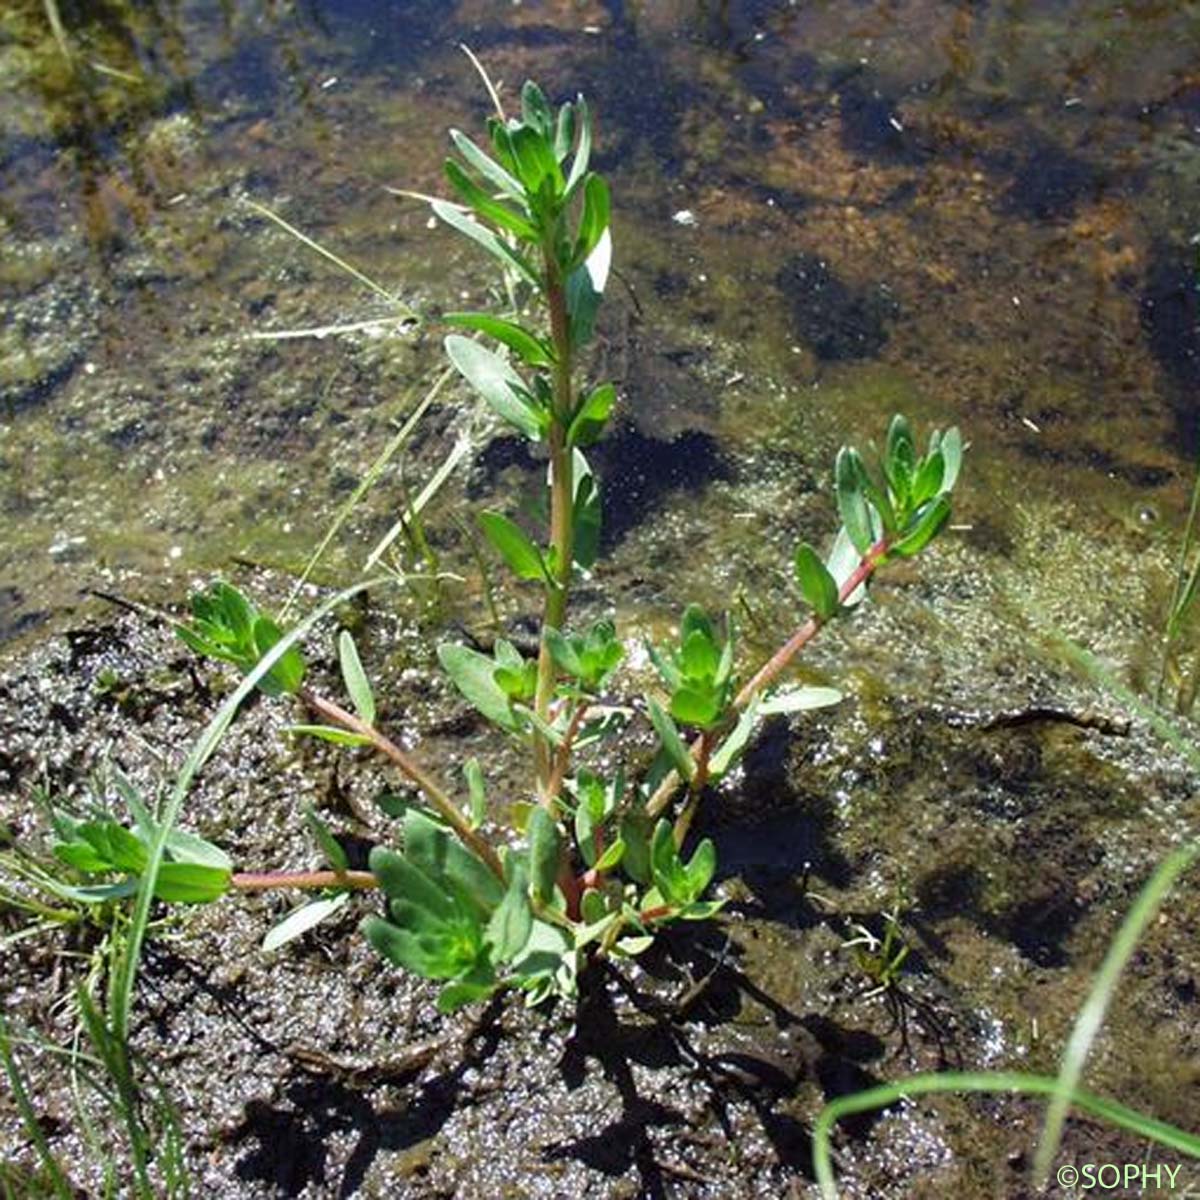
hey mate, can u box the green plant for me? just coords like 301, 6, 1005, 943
52, 78, 962, 1017
843, 880, 911, 999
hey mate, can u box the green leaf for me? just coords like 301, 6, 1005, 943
825, 527, 869, 608
593, 838, 625, 873
564, 97, 591, 196
444, 312, 553, 367
520, 80, 555, 137
553, 100, 575, 162
574, 174, 610, 266
910, 449, 945, 508
55, 840, 113, 875
362, 916, 462, 980
885, 414, 917, 500
567, 382, 616, 447
153, 862, 231, 904
795, 542, 839, 620
263, 893, 350, 952
573, 773, 606, 867
708, 701, 761, 779
338, 630, 375, 726
403, 809, 505, 914
684, 839, 716, 896
892, 495, 952, 558
449, 128, 523, 198
252, 616, 306, 696
939, 426, 963, 492
430, 199, 539, 288
679, 628, 719, 681
509, 125, 564, 202
566, 229, 610, 349
444, 158, 539, 241
670, 684, 723, 729
445, 335, 542, 441
487, 869, 533, 963
369, 846, 457, 922
677, 898, 724, 921
527, 806, 562, 905
759, 686, 843, 715
544, 627, 583, 678
514, 703, 562, 745
464, 759, 487, 830
836, 447, 874, 554
53, 879, 140, 904
437, 975, 497, 1013
572, 453, 602, 571
303, 802, 348, 874
162, 827, 232, 871
650, 819, 687, 904
438, 642, 521, 733
478, 510, 548, 582
88, 821, 147, 874
646, 697, 695, 783
681, 604, 716, 647
286, 724, 374, 748
510, 918, 575, 1001
619, 813, 652, 885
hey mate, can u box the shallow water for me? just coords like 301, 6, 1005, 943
2, 2, 1200, 1196
1, 0, 1197, 647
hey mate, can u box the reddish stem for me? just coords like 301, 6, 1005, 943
646, 537, 891, 819
298, 686, 504, 880
231, 869, 377, 892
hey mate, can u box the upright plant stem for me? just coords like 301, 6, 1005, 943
534, 247, 575, 800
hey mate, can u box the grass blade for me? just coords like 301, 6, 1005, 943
813, 1071, 1200, 1199
244, 200, 415, 317
0, 1014, 74, 1200
1033, 842, 1200, 1183
110, 578, 384, 1044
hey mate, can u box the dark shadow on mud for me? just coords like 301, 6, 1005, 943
707, 716, 855, 922
775, 254, 898, 363
1140, 241, 1200, 455
549, 940, 894, 1188
231, 996, 506, 1198
595, 423, 730, 549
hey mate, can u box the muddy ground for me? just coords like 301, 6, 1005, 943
3, 1, 1200, 1196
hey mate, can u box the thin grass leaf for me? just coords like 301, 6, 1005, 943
281, 368, 452, 618
245, 200, 412, 314
0, 1015, 74, 1200
1033, 841, 1200, 1184
365, 430, 472, 571
813, 1071, 1200, 1200
110, 579, 383, 1045
263, 892, 350, 953
338, 630, 376, 725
